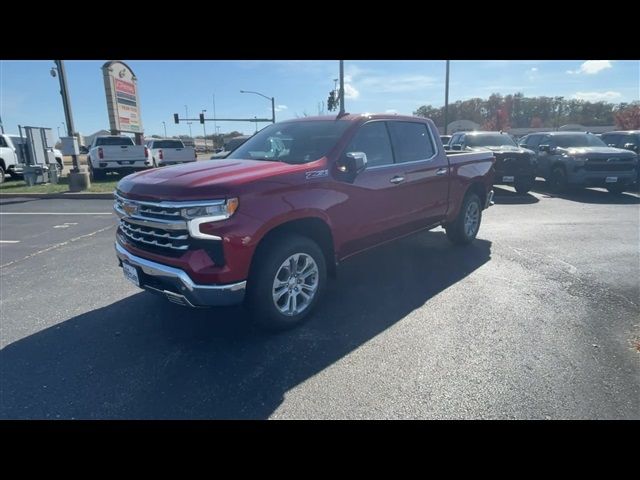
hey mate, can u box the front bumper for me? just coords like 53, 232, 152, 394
115, 241, 246, 307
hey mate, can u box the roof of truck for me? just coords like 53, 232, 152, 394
279, 113, 425, 123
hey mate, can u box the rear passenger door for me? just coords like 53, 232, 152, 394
387, 121, 449, 227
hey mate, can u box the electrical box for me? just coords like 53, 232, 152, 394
61, 136, 80, 156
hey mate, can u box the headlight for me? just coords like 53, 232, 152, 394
181, 197, 239, 221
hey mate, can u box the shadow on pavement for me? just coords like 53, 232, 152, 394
492, 186, 540, 205
530, 180, 640, 204
1, 231, 492, 419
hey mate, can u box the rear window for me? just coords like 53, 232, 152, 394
95, 137, 134, 146
152, 140, 184, 149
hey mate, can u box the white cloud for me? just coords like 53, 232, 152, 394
274, 104, 288, 112
566, 60, 612, 75
344, 83, 359, 99
527, 67, 539, 81
385, 109, 398, 114
530, 67, 538, 72
572, 91, 622, 102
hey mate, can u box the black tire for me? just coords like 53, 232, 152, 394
89, 163, 105, 181
247, 233, 327, 332
514, 176, 534, 194
0, 165, 5, 184
445, 192, 482, 246
152, 157, 158, 168
56, 158, 63, 176
548, 166, 568, 193
606, 185, 625, 194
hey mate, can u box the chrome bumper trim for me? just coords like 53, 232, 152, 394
115, 242, 246, 307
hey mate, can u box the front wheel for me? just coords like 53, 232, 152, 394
0, 165, 5, 184
445, 192, 482, 245
514, 176, 535, 194
247, 234, 326, 331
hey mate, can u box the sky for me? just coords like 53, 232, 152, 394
1, 60, 638, 139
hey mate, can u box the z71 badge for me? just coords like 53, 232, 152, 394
305, 169, 329, 180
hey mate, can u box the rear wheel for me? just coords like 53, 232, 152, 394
247, 234, 326, 331
606, 185, 625, 194
88, 161, 105, 181
0, 165, 5, 184
445, 192, 482, 245
548, 166, 568, 193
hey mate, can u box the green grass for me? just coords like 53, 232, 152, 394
0, 175, 118, 194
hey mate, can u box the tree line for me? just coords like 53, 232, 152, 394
413, 93, 640, 130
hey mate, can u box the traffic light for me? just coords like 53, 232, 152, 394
199, 113, 205, 124
173, 113, 179, 124
327, 91, 336, 112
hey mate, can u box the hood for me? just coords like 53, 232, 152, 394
557, 146, 637, 157
117, 158, 303, 201
468, 145, 534, 155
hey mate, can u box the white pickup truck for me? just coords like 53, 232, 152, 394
87, 135, 151, 180
146, 139, 197, 167
0, 133, 63, 183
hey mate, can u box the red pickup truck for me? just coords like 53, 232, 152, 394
114, 114, 495, 330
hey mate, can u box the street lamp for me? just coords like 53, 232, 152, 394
201, 109, 208, 151
51, 61, 79, 172
240, 90, 275, 124
162, 121, 167, 137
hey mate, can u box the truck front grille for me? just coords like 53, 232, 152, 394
114, 192, 225, 265
584, 158, 635, 172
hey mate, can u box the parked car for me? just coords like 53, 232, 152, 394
440, 135, 452, 147
210, 135, 252, 159
600, 130, 640, 186
114, 114, 495, 330
87, 135, 151, 180
448, 131, 537, 194
518, 131, 638, 194
146, 139, 197, 167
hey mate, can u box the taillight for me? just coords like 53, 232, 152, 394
159, 149, 163, 160
144, 147, 149, 158
98, 147, 103, 159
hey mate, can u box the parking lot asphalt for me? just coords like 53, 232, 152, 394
0, 183, 638, 419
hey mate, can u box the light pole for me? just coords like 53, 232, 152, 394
212, 93, 217, 139
444, 60, 450, 135
57, 126, 61, 140
51, 61, 79, 172
162, 121, 167, 137
184, 105, 192, 138
201, 109, 208, 151
240, 90, 275, 125
339, 60, 345, 116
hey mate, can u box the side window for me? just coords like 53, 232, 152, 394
450, 134, 460, 146
0, 137, 7, 148
345, 122, 394, 168
538, 135, 551, 147
387, 122, 436, 163
601, 134, 618, 147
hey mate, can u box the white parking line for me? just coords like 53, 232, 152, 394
0, 212, 112, 215
0, 240, 20, 244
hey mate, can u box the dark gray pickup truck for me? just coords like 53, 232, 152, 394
519, 131, 638, 194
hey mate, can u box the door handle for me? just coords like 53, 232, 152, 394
390, 176, 405, 184
435, 167, 448, 176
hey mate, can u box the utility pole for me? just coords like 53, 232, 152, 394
212, 93, 217, 142
184, 105, 192, 138
444, 60, 450, 135
339, 60, 345, 116
201, 109, 208, 151
54, 60, 79, 172
162, 121, 167, 137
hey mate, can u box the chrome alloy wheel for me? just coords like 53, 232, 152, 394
272, 253, 319, 316
464, 201, 480, 238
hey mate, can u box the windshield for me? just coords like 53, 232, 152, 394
553, 134, 607, 148
466, 134, 516, 148
96, 137, 134, 146
153, 140, 184, 149
227, 120, 351, 164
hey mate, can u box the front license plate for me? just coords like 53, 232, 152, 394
502, 176, 515, 182
122, 262, 140, 287
605, 176, 618, 183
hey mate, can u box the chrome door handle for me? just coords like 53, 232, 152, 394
435, 167, 448, 176
390, 176, 405, 184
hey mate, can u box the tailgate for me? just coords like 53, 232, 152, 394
101, 145, 146, 161
160, 148, 194, 162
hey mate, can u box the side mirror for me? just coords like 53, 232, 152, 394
623, 143, 637, 151
450, 144, 462, 151
338, 151, 368, 176
539, 144, 551, 153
